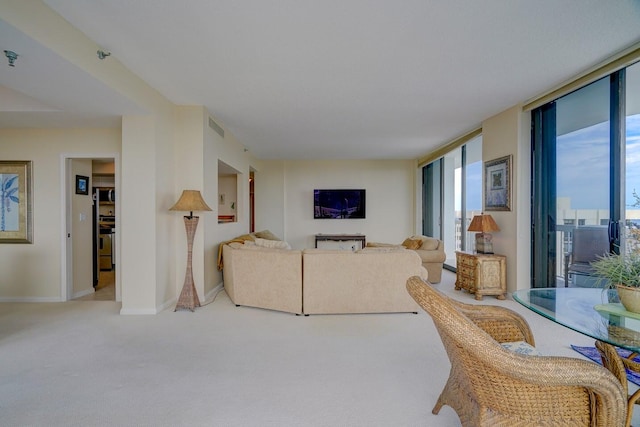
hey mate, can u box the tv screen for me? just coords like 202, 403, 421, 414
314, 189, 366, 219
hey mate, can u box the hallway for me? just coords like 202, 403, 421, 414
75, 270, 115, 301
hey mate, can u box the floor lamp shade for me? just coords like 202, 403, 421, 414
170, 190, 212, 311
468, 214, 500, 254
169, 190, 213, 217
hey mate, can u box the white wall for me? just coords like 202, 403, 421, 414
171, 107, 206, 307
253, 160, 286, 240
255, 159, 417, 249
204, 113, 257, 297
0, 128, 120, 301
481, 104, 529, 292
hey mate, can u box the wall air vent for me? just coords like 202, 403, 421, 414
209, 117, 225, 138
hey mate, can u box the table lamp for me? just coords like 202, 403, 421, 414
170, 190, 212, 311
467, 213, 500, 254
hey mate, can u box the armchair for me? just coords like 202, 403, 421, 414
406, 276, 626, 426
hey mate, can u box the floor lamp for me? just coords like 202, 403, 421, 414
170, 190, 212, 311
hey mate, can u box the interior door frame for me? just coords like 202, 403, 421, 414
60, 153, 121, 301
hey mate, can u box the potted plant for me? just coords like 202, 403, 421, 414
591, 252, 640, 313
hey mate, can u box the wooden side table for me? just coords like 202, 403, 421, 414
455, 251, 506, 300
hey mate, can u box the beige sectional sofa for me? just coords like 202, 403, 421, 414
302, 248, 427, 314
368, 235, 445, 283
408, 235, 446, 284
221, 241, 427, 315
223, 242, 303, 314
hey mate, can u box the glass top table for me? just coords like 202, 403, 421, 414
513, 287, 640, 353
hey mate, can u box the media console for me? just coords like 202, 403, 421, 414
315, 233, 366, 251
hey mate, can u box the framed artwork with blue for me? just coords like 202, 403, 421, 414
76, 175, 89, 195
0, 160, 33, 243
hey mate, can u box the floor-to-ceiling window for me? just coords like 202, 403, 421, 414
423, 134, 482, 269
531, 61, 640, 287
625, 62, 640, 253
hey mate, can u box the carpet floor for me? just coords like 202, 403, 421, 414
1, 271, 638, 426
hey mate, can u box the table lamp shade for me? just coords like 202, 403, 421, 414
170, 190, 212, 217
467, 214, 500, 233
468, 214, 500, 254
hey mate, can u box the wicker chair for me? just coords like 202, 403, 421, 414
595, 340, 640, 427
405, 276, 626, 426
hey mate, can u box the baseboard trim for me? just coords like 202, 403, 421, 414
204, 282, 224, 302
118, 283, 223, 315
157, 298, 176, 313
0, 296, 62, 303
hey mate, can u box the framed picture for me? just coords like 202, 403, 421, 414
76, 175, 89, 195
484, 155, 511, 211
0, 161, 33, 243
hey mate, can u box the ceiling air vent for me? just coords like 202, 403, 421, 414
208, 117, 225, 138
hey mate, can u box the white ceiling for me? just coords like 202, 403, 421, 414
2, 1, 640, 160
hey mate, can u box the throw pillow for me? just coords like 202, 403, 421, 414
419, 238, 439, 251
501, 341, 541, 356
401, 238, 423, 250
238, 243, 265, 251
254, 238, 291, 250
253, 230, 281, 241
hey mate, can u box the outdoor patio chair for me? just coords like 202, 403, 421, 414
564, 226, 610, 287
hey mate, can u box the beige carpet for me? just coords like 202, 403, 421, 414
0, 271, 635, 426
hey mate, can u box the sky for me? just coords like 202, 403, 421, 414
557, 114, 640, 210
466, 161, 482, 211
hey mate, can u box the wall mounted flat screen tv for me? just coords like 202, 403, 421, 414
314, 189, 366, 219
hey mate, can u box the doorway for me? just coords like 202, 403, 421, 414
531, 62, 640, 288
62, 155, 120, 302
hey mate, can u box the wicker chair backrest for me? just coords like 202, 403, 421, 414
406, 276, 626, 427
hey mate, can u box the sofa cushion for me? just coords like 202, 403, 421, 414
254, 238, 291, 250
366, 242, 397, 248
253, 230, 281, 241
358, 246, 405, 253
239, 242, 290, 252
418, 237, 439, 251
402, 238, 423, 250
